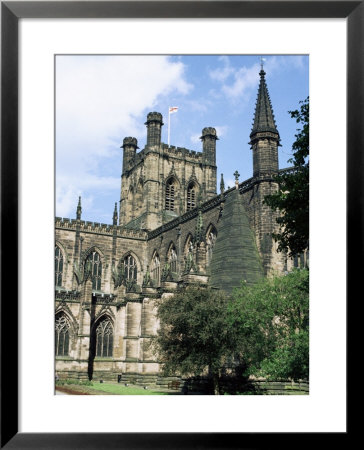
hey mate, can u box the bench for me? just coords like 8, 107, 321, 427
167, 380, 181, 390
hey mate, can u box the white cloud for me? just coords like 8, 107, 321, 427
56, 55, 193, 217
209, 55, 306, 104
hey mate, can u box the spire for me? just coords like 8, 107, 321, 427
220, 173, 225, 194
209, 189, 263, 293
113, 202, 118, 225
76, 196, 82, 220
250, 68, 279, 140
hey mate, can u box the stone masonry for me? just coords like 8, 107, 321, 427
55, 69, 305, 382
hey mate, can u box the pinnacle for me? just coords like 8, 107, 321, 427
250, 69, 279, 138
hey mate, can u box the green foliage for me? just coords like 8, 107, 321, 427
229, 269, 309, 381
152, 286, 239, 394
264, 97, 309, 257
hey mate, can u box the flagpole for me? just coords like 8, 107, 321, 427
168, 109, 171, 147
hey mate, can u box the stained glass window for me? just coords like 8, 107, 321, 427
55, 245, 64, 287
95, 318, 113, 357
55, 314, 70, 356
87, 251, 102, 290
124, 254, 137, 281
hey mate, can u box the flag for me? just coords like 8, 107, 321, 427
169, 106, 178, 114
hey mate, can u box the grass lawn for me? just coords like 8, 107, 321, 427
87, 383, 169, 395
56, 382, 170, 395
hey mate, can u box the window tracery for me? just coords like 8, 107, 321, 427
123, 254, 137, 281
55, 314, 70, 356
86, 251, 102, 290
95, 318, 113, 358
55, 245, 64, 287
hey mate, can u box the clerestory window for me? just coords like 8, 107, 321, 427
55, 245, 64, 287
86, 251, 102, 291
124, 254, 137, 281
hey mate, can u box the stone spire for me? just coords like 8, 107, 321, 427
113, 202, 118, 225
220, 173, 225, 194
250, 68, 279, 140
76, 196, 82, 220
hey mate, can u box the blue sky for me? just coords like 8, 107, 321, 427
56, 55, 308, 223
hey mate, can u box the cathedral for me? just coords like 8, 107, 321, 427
55, 68, 304, 383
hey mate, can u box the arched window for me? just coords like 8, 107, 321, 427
187, 183, 196, 211
55, 313, 70, 356
86, 251, 102, 291
168, 245, 178, 273
95, 317, 113, 358
55, 245, 64, 287
151, 252, 160, 285
165, 178, 175, 211
124, 254, 137, 281
206, 226, 217, 266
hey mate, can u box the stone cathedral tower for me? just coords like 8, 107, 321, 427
119, 112, 217, 231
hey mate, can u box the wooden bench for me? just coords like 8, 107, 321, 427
167, 380, 180, 390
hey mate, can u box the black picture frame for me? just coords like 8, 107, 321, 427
1, 1, 360, 448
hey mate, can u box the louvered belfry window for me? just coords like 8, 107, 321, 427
55, 245, 64, 287
87, 251, 102, 290
165, 179, 175, 211
95, 318, 113, 357
124, 254, 137, 281
55, 314, 70, 356
187, 184, 196, 211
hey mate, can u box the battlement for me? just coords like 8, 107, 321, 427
55, 217, 147, 240
161, 143, 204, 160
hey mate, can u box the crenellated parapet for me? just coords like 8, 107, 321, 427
55, 217, 147, 240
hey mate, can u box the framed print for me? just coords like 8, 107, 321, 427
1, 1, 361, 448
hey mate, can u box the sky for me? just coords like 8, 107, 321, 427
56, 55, 309, 223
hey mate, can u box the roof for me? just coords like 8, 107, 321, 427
209, 188, 263, 293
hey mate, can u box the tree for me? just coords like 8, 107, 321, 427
229, 268, 309, 381
152, 286, 239, 394
264, 97, 309, 257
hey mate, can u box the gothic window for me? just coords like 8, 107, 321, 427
187, 183, 196, 211
55, 314, 70, 357
55, 245, 64, 287
165, 178, 175, 211
151, 252, 160, 285
124, 254, 137, 281
86, 251, 102, 291
95, 318, 113, 358
168, 245, 178, 273
206, 226, 217, 266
